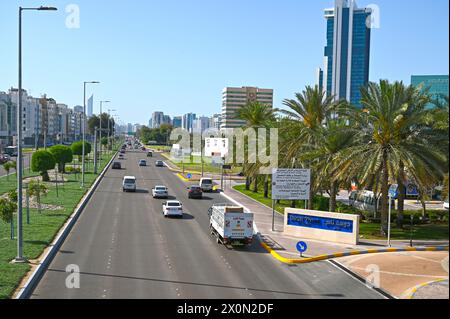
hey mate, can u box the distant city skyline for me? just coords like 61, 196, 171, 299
0, 0, 448, 124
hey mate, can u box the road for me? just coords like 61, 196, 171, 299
30, 149, 382, 299
0, 153, 33, 177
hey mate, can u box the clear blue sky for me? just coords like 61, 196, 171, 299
1, 0, 448, 125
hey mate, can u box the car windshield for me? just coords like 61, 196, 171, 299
167, 202, 180, 207
201, 180, 212, 184
124, 179, 135, 184
155, 187, 166, 191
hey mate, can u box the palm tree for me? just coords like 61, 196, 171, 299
234, 101, 278, 196
281, 85, 340, 209
303, 119, 357, 212
334, 80, 447, 235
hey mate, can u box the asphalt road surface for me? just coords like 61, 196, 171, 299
31, 149, 382, 299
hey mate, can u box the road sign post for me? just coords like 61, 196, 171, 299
272, 168, 311, 231
296, 241, 308, 258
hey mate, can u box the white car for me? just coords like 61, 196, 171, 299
122, 176, 136, 192
152, 185, 168, 198
444, 198, 449, 210
199, 178, 214, 192
162, 200, 183, 218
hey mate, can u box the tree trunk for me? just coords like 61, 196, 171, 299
380, 152, 389, 237
329, 180, 337, 212
41, 171, 50, 182
253, 175, 258, 193
245, 177, 250, 191
263, 175, 269, 198
291, 200, 296, 208
396, 161, 405, 228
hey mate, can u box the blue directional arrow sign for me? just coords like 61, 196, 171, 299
187, 173, 192, 179
296, 241, 308, 253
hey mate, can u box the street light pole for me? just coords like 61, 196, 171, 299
81, 81, 99, 187
15, 5, 57, 264
387, 193, 392, 247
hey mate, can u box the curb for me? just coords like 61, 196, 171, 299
228, 185, 285, 217
327, 259, 396, 299
259, 241, 449, 264
14, 152, 118, 299
403, 278, 448, 299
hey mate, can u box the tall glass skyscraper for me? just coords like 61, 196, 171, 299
319, 0, 372, 107
411, 75, 449, 109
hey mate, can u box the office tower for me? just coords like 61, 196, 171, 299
151, 111, 164, 129
87, 94, 94, 117
411, 75, 449, 109
319, 0, 372, 107
182, 113, 196, 132
220, 86, 273, 129
172, 116, 182, 128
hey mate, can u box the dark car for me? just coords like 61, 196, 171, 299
0, 154, 9, 164
155, 160, 164, 167
187, 185, 203, 199
147, 151, 153, 157
120, 149, 125, 154
112, 162, 122, 169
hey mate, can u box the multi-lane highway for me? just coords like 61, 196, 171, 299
30, 148, 382, 299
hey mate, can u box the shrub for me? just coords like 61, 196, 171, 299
31, 150, 55, 182
49, 145, 73, 173
71, 141, 92, 156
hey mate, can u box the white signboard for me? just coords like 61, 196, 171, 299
272, 168, 311, 200
204, 138, 228, 157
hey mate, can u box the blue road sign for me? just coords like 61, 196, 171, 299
187, 173, 192, 179
296, 241, 308, 253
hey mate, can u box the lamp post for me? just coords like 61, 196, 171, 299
15, 5, 57, 263
99, 100, 110, 160
387, 193, 392, 247
81, 81, 99, 187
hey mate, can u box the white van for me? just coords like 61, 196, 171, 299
122, 176, 137, 192
199, 178, 214, 192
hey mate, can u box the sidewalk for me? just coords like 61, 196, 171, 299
221, 183, 449, 299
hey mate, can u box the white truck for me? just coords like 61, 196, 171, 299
208, 204, 254, 246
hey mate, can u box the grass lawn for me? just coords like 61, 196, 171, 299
0, 170, 40, 196
147, 145, 171, 151
0, 150, 117, 299
161, 153, 242, 174
233, 185, 449, 241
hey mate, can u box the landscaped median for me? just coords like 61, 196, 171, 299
0, 149, 118, 299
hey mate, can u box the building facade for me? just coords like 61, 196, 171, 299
182, 113, 196, 132
319, 0, 372, 107
411, 75, 449, 108
220, 86, 273, 129
172, 116, 182, 128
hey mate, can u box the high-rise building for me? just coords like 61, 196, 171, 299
220, 87, 273, 129
151, 111, 164, 128
319, 0, 372, 107
182, 113, 196, 132
127, 123, 133, 133
87, 94, 94, 117
163, 115, 171, 126
172, 116, 182, 128
209, 113, 221, 130
193, 116, 210, 133
411, 75, 449, 108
